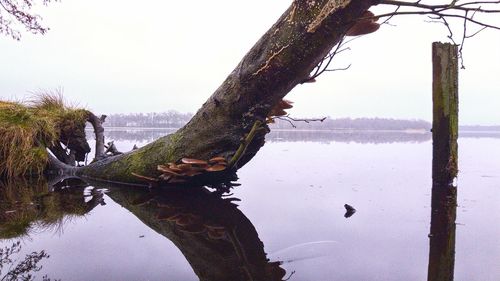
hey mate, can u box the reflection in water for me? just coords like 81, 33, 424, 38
2, 130, 497, 280
102, 183, 287, 281
427, 184, 457, 281
267, 130, 431, 144
1, 177, 286, 280
0, 241, 53, 281
0, 178, 103, 239
99, 128, 500, 145
0, 178, 104, 281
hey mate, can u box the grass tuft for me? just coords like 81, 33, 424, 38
0, 92, 89, 178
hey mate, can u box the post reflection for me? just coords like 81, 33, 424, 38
102, 183, 287, 281
427, 184, 457, 281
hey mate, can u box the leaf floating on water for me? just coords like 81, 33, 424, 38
344, 204, 356, 218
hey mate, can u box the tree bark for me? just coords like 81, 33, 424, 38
71, 0, 379, 184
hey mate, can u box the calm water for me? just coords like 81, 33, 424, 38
1, 129, 499, 281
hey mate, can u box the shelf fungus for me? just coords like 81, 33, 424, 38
267, 99, 294, 123
132, 156, 228, 185
346, 11, 380, 37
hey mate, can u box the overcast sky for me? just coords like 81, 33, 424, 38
1, 0, 499, 125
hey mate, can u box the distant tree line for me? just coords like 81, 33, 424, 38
103, 112, 433, 130
103, 111, 193, 128
103, 112, 500, 132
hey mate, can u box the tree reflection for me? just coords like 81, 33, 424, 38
0, 241, 59, 281
101, 183, 288, 281
2, 176, 285, 280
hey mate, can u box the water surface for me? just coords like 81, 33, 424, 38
1, 130, 499, 280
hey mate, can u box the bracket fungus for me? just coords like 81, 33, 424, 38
132, 156, 228, 186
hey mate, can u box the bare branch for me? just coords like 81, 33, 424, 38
377, 0, 500, 68
303, 36, 355, 83
381, 5, 401, 25
275, 115, 327, 128
0, 0, 58, 40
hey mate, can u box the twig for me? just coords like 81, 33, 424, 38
228, 120, 263, 169
303, 36, 354, 83
275, 115, 327, 128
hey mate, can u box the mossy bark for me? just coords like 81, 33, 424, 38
431, 42, 459, 186
72, 0, 379, 184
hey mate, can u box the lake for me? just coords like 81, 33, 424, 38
1, 129, 499, 281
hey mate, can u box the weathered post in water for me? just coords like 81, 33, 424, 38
431, 42, 459, 187
427, 42, 459, 281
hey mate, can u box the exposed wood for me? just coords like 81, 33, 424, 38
428, 42, 459, 281
86, 112, 106, 161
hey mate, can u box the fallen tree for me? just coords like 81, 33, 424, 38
3, 0, 500, 186
72, 0, 380, 185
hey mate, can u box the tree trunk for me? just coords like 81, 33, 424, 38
67, 0, 378, 184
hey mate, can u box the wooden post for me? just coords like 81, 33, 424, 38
431, 42, 459, 186
427, 42, 459, 281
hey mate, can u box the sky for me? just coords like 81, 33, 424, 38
0, 0, 499, 125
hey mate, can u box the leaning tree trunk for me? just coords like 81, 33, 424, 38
67, 0, 378, 184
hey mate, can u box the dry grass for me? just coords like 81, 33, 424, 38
0, 93, 89, 178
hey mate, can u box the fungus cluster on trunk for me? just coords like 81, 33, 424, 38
132, 156, 228, 185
